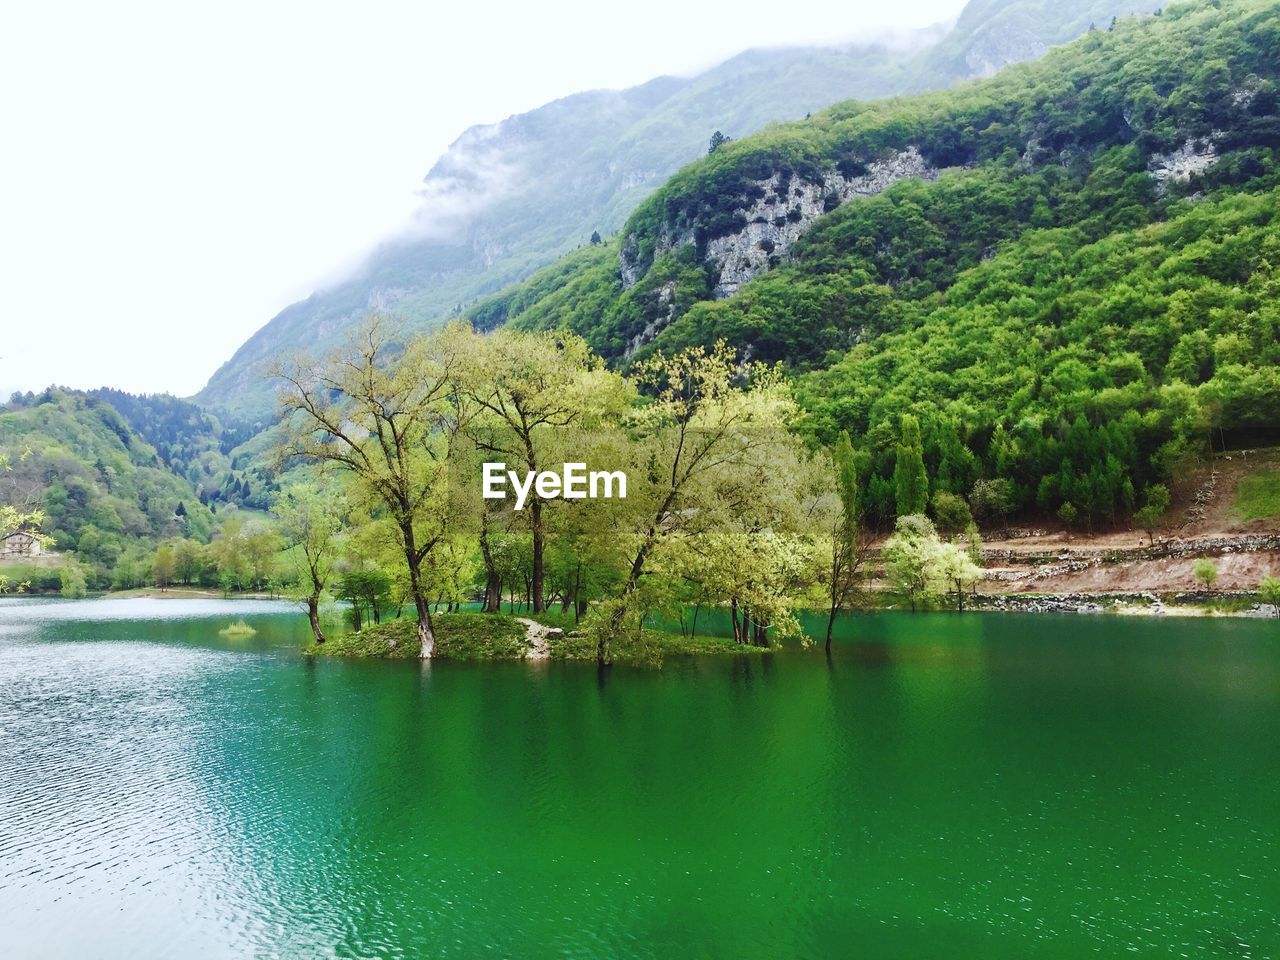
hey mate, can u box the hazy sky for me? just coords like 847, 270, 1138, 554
1, 0, 964, 399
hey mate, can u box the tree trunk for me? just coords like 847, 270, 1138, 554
479, 512, 502, 612
307, 593, 326, 644
826, 599, 837, 655
401, 524, 436, 658
412, 588, 436, 658
598, 604, 625, 665
484, 572, 502, 612
531, 500, 545, 612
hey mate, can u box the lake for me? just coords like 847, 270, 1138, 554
1, 598, 1277, 958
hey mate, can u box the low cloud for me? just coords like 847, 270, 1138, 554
403, 122, 523, 243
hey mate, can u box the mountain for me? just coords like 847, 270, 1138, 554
196, 0, 1158, 415
467, 0, 1280, 526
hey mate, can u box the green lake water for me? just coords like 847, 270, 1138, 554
1, 598, 1277, 958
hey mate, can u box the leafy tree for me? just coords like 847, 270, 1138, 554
454, 325, 626, 613
1133, 483, 1171, 543
893, 414, 928, 517
1193, 558, 1219, 591
208, 517, 251, 592
276, 318, 468, 658
173, 538, 206, 585
937, 541, 983, 612
823, 431, 867, 652
970, 478, 1017, 527
59, 564, 87, 599
337, 569, 393, 632
275, 481, 346, 644
243, 523, 282, 592
881, 514, 945, 612
1258, 575, 1280, 617
931, 490, 973, 535
151, 542, 176, 589
708, 130, 731, 154
587, 342, 793, 664
964, 521, 984, 567
1057, 501, 1079, 534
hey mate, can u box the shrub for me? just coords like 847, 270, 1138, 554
59, 565, 87, 599
931, 491, 973, 535
1193, 559, 1219, 590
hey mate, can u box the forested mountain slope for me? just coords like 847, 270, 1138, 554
196, 0, 1155, 416
472, 0, 1280, 527
0, 392, 216, 568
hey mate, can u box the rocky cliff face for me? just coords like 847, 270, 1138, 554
1148, 136, 1221, 195
620, 148, 938, 299
963, 27, 1047, 78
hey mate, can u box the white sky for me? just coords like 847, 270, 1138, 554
0, 0, 964, 399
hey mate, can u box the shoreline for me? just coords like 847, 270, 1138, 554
9, 587, 1274, 620
970, 591, 1277, 618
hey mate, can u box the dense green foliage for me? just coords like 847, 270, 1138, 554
470, 0, 1280, 528
84, 389, 275, 509
0, 390, 217, 582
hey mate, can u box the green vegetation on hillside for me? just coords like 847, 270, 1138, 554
1233, 469, 1280, 520
0, 391, 216, 583
469, 0, 1280, 529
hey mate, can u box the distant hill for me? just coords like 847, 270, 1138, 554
0, 390, 280, 580
196, 0, 1157, 416
0, 391, 216, 567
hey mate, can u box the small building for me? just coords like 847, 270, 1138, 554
0, 532, 42, 559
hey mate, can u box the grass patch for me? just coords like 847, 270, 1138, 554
545, 624, 772, 665
218, 620, 257, 637
310, 609, 773, 667
0, 564, 64, 593
1166, 593, 1259, 614
306, 612, 528, 661
1233, 469, 1280, 521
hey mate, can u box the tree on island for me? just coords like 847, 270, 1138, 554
275, 480, 346, 645
275, 317, 469, 658
586, 343, 793, 665
453, 325, 626, 613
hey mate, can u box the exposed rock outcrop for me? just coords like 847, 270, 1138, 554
964, 28, 1048, 79
619, 147, 938, 299
625, 281, 678, 358
1148, 136, 1220, 194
